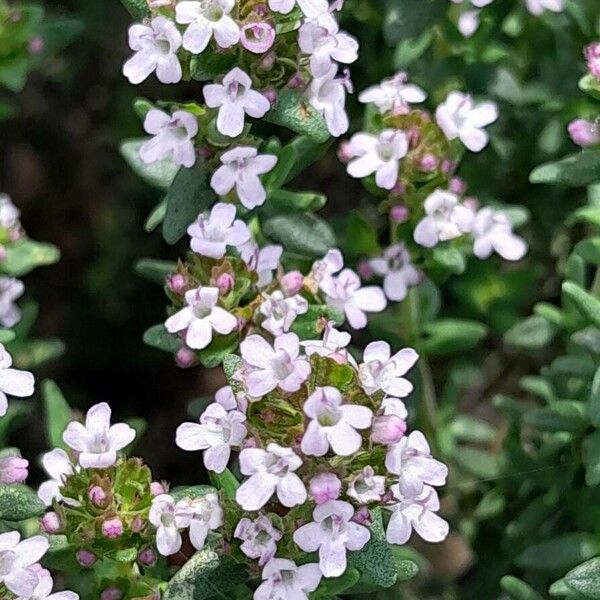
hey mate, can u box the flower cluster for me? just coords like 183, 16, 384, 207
126, 0, 358, 185
165, 325, 449, 596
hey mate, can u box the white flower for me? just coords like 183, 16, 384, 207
435, 91, 498, 152
236, 443, 307, 511
176, 402, 247, 473
165, 286, 238, 350
299, 16, 358, 79
240, 333, 310, 397
149, 494, 192, 556
358, 71, 427, 114
0, 532, 49, 597
255, 558, 322, 600
346, 130, 408, 190
0, 277, 24, 328
18, 567, 78, 600
210, 147, 277, 209
175, 0, 240, 54
176, 493, 223, 550
320, 268, 387, 329
234, 516, 282, 566
268, 0, 328, 17
358, 341, 418, 397
0, 344, 34, 417
368, 243, 420, 302
37, 448, 77, 506
385, 484, 449, 545
347, 466, 386, 504
471, 207, 527, 261
204, 67, 271, 138
0, 194, 21, 229
62, 402, 136, 468
139, 109, 198, 168
385, 431, 448, 497
123, 16, 182, 85
306, 65, 350, 137
525, 0, 563, 15
259, 291, 308, 336
240, 242, 283, 288
413, 189, 475, 248
301, 320, 353, 363
187, 202, 251, 259
293, 500, 370, 577
301, 386, 372, 457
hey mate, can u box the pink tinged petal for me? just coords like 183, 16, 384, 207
172, 142, 196, 168
204, 444, 231, 473
384, 271, 408, 301
435, 105, 459, 140
236, 473, 277, 511
369, 257, 389, 277
38, 480, 61, 505
15, 535, 49, 566
213, 16, 240, 48
239, 447, 267, 475
186, 317, 213, 350
473, 236, 493, 259
414, 217, 439, 247
292, 522, 321, 552
345, 522, 371, 550
189, 520, 210, 550
277, 473, 307, 507
85, 403, 111, 435
209, 307, 237, 335
156, 54, 182, 84
413, 509, 449, 543
458, 10, 480, 37
240, 335, 274, 369
157, 525, 182, 556
301, 420, 329, 456
382, 377, 413, 398
0, 368, 34, 397
122, 51, 156, 85
243, 90, 271, 118
363, 340, 391, 363
237, 174, 266, 209
281, 359, 311, 392
176, 422, 209, 451
401, 84, 427, 103
296, 563, 322, 592
246, 369, 276, 397
210, 201, 236, 226
79, 450, 117, 469
353, 286, 387, 312
165, 307, 193, 333
0, 531, 20, 550
63, 421, 89, 452
211, 165, 236, 196
469, 102, 499, 128
319, 539, 348, 577
182, 21, 213, 54
107, 423, 136, 451
331, 32, 359, 64
252, 154, 278, 174
386, 510, 412, 545
327, 422, 362, 456
218, 101, 246, 138
375, 160, 399, 190
203, 83, 226, 108
143, 109, 171, 134
340, 405, 373, 429
215, 385, 236, 410
392, 347, 419, 374
493, 233, 527, 261
190, 238, 227, 259
225, 220, 251, 246
460, 126, 488, 152
344, 304, 367, 329
5, 569, 38, 597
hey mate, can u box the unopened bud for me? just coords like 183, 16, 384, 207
28, 36, 44, 55
280, 271, 303, 296
389, 204, 409, 224
337, 141, 353, 163
137, 547, 157, 566
0, 456, 28, 484
41, 511, 62, 533
102, 518, 123, 539
150, 481, 167, 496
352, 505, 372, 525
89, 485, 107, 507
288, 72, 306, 89
419, 153, 438, 172
263, 88, 278, 105
449, 176, 467, 195
167, 274, 186, 294
216, 273, 234, 295
371, 415, 407, 445
309, 472, 341, 505
568, 118, 600, 148
131, 516, 145, 533
76, 549, 96, 568
175, 346, 198, 369
357, 260, 373, 281
101, 588, 123, 600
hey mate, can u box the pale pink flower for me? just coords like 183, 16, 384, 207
0, 344, 34, 417
240, 242, 283, 288
358, 71, 426, 114
176, 493, 223, 550
149, 494, 191, 556
301, 321, 353, 364
0, 455, 28, 484
525, 0, 563, 15
347, 466, 386, 504
371, 415, 406, 445
568, 118, 600, 147
268, 0, 328, 17
306, 66, 350, 137
310, 248, 343, 286
368, 243, 420, 302
254, 559, 322, 600
471, 207, 527, 261
26, 566, 78, 600
37, 448, 76, 506
309, 472, 342, 504
240, 22, 276, 54
259, 291, 308, 336
0, 277, 24, 328
0, 532, 49, 597
234, 516, 282, 566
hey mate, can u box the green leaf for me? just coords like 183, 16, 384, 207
516, 534, 600, 573
9, 338, 65, 369
143, 324, 181, 353
0, 58, 29, 93
347, 508, 400, 591
119, 0, 148, 19
264, 188, 326, 214
2, 240, 60, 277
432, 246, 466, 275
530, 150, 600, 187
383, 0, 446, 43
170, 485, 218, 502
564, 558, 600, 599
144, 199, 167, 233
0, 401, 33, 446
223, 354, 242, 383
120, 139, 179, 190
523, 403, 587, 433
291, 305, 345, 340
419, 319, 488, 355
208, 468, 239, 500
504, 315, 555, 349
197, 333, 240, 368
134, 259, 175, 284
264, 90, 329, 143
590, 367, 600, 426
454, 447, 501, 478
163, 547, 247, 600
575, 237, 600, 264
0, 329, 16, 344
263, 145, 297, 190
563, 281, 600, 328
584, 431, 600, 487
343, 212, 379, 258
500, 575, 545, 600
449, 415, 496, 444
163, 160, 216, 245
579, 74, 600, 101
283, 136, 332, 183
314, 568, 360, 598
42, 380, 71, 451
0, 484, 45, 520
190, 52, 236, 81
262, 213, 335, 258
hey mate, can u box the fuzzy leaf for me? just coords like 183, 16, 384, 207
500, 575, 545, 600
262, 213, 335, 258
564, 558, 600, 598
563, 281, 600, 328
0, 484, 45, 520
120, 0, 148, 19
530, 149, 600, 187
291, 305, 345, 340
120, 138, 179, 190
2, 239, 60, 277
42, 380, 72, 451
135, 259, 176, 284
419, 319, 488, 355
143, 324, 181, 353
263, 189, 327, 215
516, 534, 600, 573
504, 315, 555, 349
198, 333, 240, 368
208, 468, 239, 500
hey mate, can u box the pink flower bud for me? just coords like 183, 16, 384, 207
280, 271, 303, 296
309, 472, 341, 505
101, 588, 122, 600
337, 141, 353, 163
440, 159, 456, 175
568, 118, 600, 148
391, 180, 406, 196
89, 485, 107, 506
371, 415, 407, 445
175, 346, 198, 369
150, 481, 167, 496
41, 511, 62, 533
288, 72, 306, 89
216, 273, 235, 295
243, 437, 258, 449
449, 176, 467, 195
241, 22, 276, 54
28, 36, 44, 55
137, 547, 157, 566
463, 196, 479, 212
131, 516, 145, 533
407, 127, 420, 148
263, 88, 278, 105
352, 505, 372, 525
9, 228, 21, 241
253, 3, 269, 17
585, 42, 600, 80
167, 274, 186, 294
357, 260, 374, 281
76, 549, 96, 567
0, 456, 28, 484
389, 204, 409, 224
102, 518, 123, 539
419, 153, 438, 172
